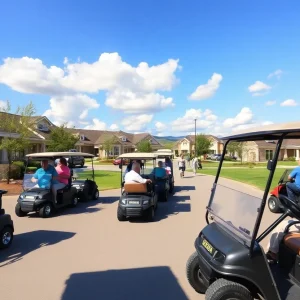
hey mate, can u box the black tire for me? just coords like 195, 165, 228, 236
186, 252, 207, 294
0, 227, 13, 249
169, 182, 174, 193
145, 207, 155, 222
117, 206, 126, 221
268, 195, 282, 213
70, 195, 78, 207
205, 278, 253, 300
93, 189, 99, 200
15, 203, 27, 217
39, 203, 52, 218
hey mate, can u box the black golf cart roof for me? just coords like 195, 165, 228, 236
118, 152, 158, 160
26, 152, 95, 160
221, 121, 300, 141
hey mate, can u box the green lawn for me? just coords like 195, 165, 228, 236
78, 170, 121, 190
198, 160, 298, 168
197, 168, 293, 191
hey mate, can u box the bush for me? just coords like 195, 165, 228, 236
288, 156, 296, 161
224, 156, 235, 161
26, 167, 37, 173
12, 161, 25, 179
28, 160, 41, 167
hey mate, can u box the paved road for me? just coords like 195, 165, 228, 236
0, 168, 278, 300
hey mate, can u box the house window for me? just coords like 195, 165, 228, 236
113, 146, 120, 156
266, 150, 274, 160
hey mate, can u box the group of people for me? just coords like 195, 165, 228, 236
32, 158, 71, 203
178, 154, 202, 177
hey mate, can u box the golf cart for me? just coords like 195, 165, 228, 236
156, 150, 175, 193
69, 154, 99, 202
0, 190, 14, 249
116, 152, 159, 222
186, 121, 300, 300
15, 152, 96, 218
268, 169, 294, 213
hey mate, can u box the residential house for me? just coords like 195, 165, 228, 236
236, 139, 300, 162
172, 135, 224, 157
0, 113, 163, 162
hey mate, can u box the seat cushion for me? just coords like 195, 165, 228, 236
124, 182, 147, 194
283, 232, 300, 255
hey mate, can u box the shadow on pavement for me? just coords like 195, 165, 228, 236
173, 186, 196, 192
26, 199, 102, 218
0, 230, 75, 267
155, 195, 191, 221
101, 196, 119, 204
61, 266, 188, 300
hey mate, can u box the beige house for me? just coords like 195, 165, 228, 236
172, 135, 224, 157
0, 113, 163, 163
237, 140, 300, 162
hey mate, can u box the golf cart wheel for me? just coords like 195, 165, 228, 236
117, 206, 126, 221
70, 195, 78, 207
93, 189, 99, 200
15, 203, 27, 217
205, 278, 253, 300
0, 226, 13, 249
186, 252, 206, 294
39, 204, 52, 218
268, 195, 282, 213
145, 207, 155, 222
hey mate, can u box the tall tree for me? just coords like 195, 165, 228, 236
235, 142, 252, 164
0, 100, 36, 184
195, 134, 213, 156
47, 124, 79, 151
137, 140, 152, 152
103, 137, 117, 158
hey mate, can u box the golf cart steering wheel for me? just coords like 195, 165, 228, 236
280, 195, 300, 220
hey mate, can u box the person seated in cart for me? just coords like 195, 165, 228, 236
31, 159, 66, 203
151, 161, 168, 179
286, 158, 300, 201
124, 162, 152, 184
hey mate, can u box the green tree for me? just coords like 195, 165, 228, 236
0, 100, 36, 184
47, 124, 79, 151
137, 140, 152, 152
195, 134, 213, 156
227, 141, 240, 156
103, 137, 117, 158
235, 142, 249, 164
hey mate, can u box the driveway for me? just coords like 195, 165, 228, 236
0, 168, 278, 300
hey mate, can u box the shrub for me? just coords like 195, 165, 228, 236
26, 167, 37, 174
12, 161, 25, 179
287, 156, 296, 161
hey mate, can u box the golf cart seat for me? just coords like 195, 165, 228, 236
124, 182, 148, 194
283, 232, 300, 255
57, 173, 73, 194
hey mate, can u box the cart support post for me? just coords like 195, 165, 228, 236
250, 134, 286, 254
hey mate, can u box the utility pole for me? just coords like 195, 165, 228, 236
194, 118, 197, 156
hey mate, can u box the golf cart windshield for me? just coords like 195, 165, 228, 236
208, 183, 263, 247
23, 173, 52, 190
207, 139, 270, 247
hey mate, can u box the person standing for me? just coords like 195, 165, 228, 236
178, 154, 186, 177
192, 156, 198, 176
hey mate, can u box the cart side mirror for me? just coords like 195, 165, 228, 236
267, 160, 273, 171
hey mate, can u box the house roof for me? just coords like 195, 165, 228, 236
254, 139, 300, 148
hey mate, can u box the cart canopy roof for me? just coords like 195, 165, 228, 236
155, 151, 173, 158
221, 121, 300, 142
118, 152, 158, 160
26, 152, 94, 160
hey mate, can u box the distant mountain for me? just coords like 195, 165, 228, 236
153, 135, 185, 142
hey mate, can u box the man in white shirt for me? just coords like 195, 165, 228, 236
124, 162, 152, 184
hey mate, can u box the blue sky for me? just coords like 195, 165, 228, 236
0, 0, 299, 137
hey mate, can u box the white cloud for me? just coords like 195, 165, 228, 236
223, 107, 253, 128
280, 99, 298, 106
231, 121, 274, 132
110, 124, 118, 130
0, 53, 180, 117
265, 100, 276, 106
121, 114, 153, 131
155, 121, 166, 132
43, 94, 100, 125
268, 69, 283, 79
84, 118, 107, 130
248, 81, 271, 95
105, 88, 174, 113
189, 73, 223, 100
171, 108, 218, 132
